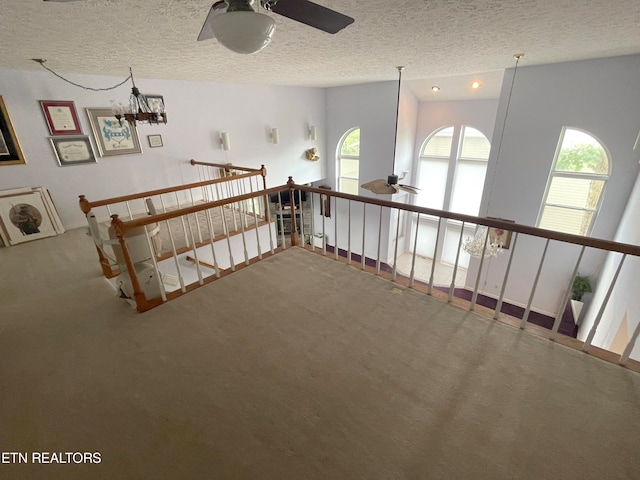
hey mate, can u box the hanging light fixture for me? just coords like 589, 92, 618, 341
111, 68, 167, 127
463, 225, 504, 258
198, 1, 276, 55
464, 53, 524, 258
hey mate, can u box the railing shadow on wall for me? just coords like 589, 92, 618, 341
292, 182, 640, 372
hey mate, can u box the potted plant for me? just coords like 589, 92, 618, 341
572, 275, 593, 301
570, 275, 592, 324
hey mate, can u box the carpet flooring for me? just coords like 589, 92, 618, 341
325, 246, 578, 337
1, 228, 639, 479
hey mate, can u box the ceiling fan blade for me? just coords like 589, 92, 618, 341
197, 1, 228, 41
270, 0, 354, 34
397, 184, 420, 194
361, 179, 397, 195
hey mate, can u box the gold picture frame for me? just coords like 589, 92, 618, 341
0, 96, 26, 166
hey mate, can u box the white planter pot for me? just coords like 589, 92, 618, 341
570, 299, 584, 324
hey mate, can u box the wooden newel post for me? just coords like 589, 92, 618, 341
78, 195, 90, 214
287, 176, 300, 246
261, 165, 270, 222
80, 195, 117, 278
111, 214, 147, 311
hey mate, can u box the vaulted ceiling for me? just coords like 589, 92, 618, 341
2, 0, 639, 101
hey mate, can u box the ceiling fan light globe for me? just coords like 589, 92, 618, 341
211, 12, 276, 54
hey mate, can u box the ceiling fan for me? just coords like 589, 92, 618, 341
361, 66, 421, 195
197, 0, 355, 54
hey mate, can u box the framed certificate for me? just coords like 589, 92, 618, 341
86, 107, 142, 157
40, 100, 82, 135
49, 136, 97, 166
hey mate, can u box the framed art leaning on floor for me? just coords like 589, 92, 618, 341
0, 191, 58, 245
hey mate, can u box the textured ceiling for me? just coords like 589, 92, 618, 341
2, 0, 639, 101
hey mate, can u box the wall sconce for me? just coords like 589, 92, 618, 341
270, 127, 279, 144
220, 132, 231, 151
309, 125, 317, 141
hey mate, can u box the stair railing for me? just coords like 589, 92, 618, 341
291, 182, 640, 371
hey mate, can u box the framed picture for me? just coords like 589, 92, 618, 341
147, 134, 163, 148
488, 217, 515, 249
39, 100, 82, 135
49, 136, 97, 166
0, 191, 58, 245
0, 96, 26, 166
86, 107, 142, 157
143, 95, 165, 113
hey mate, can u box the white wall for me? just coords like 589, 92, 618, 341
579, 170, 640, 360
320, 81, 421, 263
325, 81, 397, 194
468, 55, 640, 315
0, 69, 326, 229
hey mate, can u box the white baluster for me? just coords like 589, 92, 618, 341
186, 213, 204, 285
428, 217, 443, 296
189, 190, 204, 244
175, 192, 190, 248
220, 205, 235, 271
361, 204, 366, 270
471, 225, 491, 310
520, 238, 550, 329
347, 200, 352, 265
277, 192, 286, 249
376, 206, 383, 275
392, 209, 401, 282
160, 195, 186, 292
494, 233, 518, 319
409, 213, 420, 288
204, 207, 221, 278
143, 224, 167, 302
125, 201, 133, 220
583, 253, 627, 351
551, 246, 585, 339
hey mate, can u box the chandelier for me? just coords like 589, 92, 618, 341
111, 68, 167, 127
463, 225, 504, 258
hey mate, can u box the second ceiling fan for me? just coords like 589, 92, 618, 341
361, 66, 420, 195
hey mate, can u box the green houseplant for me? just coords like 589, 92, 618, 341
571, 275, 593, 301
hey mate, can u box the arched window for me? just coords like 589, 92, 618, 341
337, 128, 360, 195
449, 126, 491, 216
413, 125, 491, 268
416, 126, 453, 209
416, 125, 490, 214
538, 128, 610, 236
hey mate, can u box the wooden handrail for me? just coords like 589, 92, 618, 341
115, 184, 288, 232
80, 171, 261, 210
293, 184, 640, 258
190, 158, 263, 173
